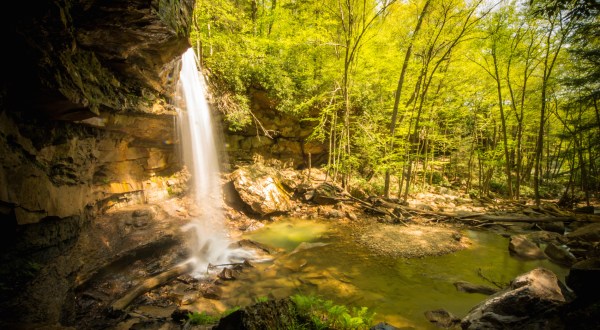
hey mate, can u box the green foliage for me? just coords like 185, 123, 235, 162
187, 311, 220, 325
191, 0, 600, 201
186, 306, 240, 325
255, 296, 269, 303
291, 294, 375, 330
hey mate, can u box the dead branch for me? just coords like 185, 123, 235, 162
342, 193, 408, 226
467, 215, 574, 223
110, 262, 194, 312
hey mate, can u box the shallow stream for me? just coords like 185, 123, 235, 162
212, 219, 568, 329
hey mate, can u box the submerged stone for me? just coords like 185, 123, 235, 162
425, 309, 461, 328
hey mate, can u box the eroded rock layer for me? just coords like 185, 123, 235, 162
1, 0, 194, 325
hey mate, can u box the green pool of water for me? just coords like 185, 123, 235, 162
221, 219, 569, 329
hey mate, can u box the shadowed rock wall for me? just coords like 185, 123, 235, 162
0, 0, 194, 325
2, 0, 193, 226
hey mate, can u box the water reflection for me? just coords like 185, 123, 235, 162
210, 219, 569, 329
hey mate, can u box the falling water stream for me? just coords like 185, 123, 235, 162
177, 48, 253, 277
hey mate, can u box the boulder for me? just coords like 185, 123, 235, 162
461, 268, 569, 329
567, 223, 600, 243
509, 235, 547, 260
312, 183, 342, 205
424, 309, 460, 328
535, 221, 565, 234
214, 298, 300, 330
566, 258, 600, 299
545, 243, 577, 267
231, 164, 293, 215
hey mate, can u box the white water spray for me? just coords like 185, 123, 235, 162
177, 48, 253, 277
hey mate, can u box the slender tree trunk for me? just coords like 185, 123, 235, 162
384, 0, 431, 197
492, 48, 513, 199
534, 13, 570, 206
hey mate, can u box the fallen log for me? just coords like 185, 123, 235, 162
342, 193, 408, 226
466, 215, 575, 223
110, 261, 194, 312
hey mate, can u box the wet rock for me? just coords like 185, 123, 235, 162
525, 231, 568, 246
214, 298, 299, 330
545, 243, 577, 266
566, 258, 600, 299
181, 293, 198, 306
461, 268, 569, 329
201, 283, 222, 300
177, 275, 199, 285
231, 164, 293, 215
232, 239, 274, 255
453, 281, 499, 295
171, 307, 193, 323
509, 235, 547, 260
424, 309, 460, 328
218, 268, 237, 281
567, 223, 600, 243
370, 321, 400, 330
535, 221, 565, 234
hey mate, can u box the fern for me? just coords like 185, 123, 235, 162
290, 294, 375, 330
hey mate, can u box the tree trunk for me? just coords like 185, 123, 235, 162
384, 0, 432, 197
492, 47, 513, 199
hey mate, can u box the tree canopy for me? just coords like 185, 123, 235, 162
191, 0, 600, 205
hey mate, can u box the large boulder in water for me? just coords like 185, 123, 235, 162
566, 223, 600, 243
230, 164, 293, 215
566, 258, 600, 299
509, 235, 547, 260
461, 267, 570, 329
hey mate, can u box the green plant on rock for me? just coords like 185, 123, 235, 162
187, 311, 220, 325
186, 306, 240, 325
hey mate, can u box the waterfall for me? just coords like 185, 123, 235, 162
176, 48, 252, 277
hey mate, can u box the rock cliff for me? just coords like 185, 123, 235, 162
0, 0, 194, 325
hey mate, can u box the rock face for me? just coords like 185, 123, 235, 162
230, 164, 294, 215
1, 0, 194, 326
461, 267, 569, 329
7, 0, 194, 118
2, 0, 194, 223
223, 89, 327, 169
